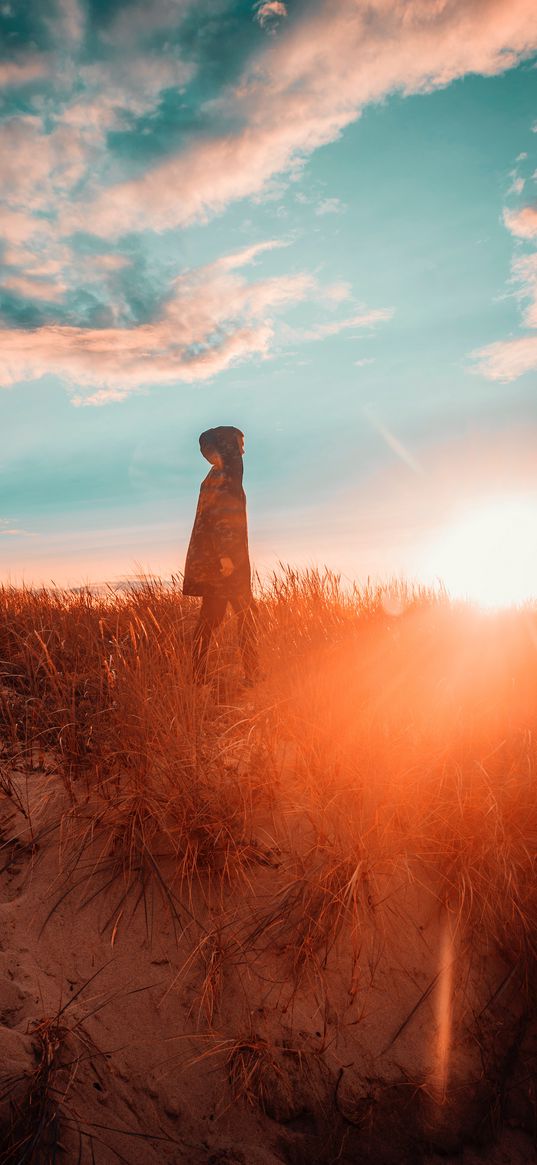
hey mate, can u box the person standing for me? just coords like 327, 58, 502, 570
183, 426, 260, 685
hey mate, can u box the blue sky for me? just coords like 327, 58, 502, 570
1, 0, 536, 593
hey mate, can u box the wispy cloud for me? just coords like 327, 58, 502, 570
73, 0, 537, 238
512, 252, 537, 327
0, 518, 34, 537
2, 0, 537, 396
474, 189, 537, 381
472, 334, 537, 381
0, 5, 194, 310
2, 274, 66, 301
0, 242, 313, 403
507, 175, 525, 196
216, 239, 288, 270
0, 56, 47, 87
55, 0, 85, 47
315, 197, 346, 216
298, 308, 393, 343
504, 204, 537, 239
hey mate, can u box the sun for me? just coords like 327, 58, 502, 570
421, 494, 537, 608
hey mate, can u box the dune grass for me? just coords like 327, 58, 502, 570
0, 569, 536, 1158
0, 570, 536, 957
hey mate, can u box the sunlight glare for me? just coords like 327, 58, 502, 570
421, 495, 537, 608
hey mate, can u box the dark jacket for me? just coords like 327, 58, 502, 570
182, 426, 252, 597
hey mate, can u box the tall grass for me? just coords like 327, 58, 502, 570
0, 568, 536, 968
2, 568, 537, 1160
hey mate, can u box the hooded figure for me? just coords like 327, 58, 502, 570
183, 426, 259, 684
183, 426, 251, 596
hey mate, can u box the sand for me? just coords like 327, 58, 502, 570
1, 737, 536, 1165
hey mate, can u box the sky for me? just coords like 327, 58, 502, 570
1, 0, 537, 597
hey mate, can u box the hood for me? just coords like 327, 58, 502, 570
199, 425, 244, 493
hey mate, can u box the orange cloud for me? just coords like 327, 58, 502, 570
0, 207, 40, 247
0, 57, 48, 88
473, 335, 537, 381
2, 274, 66, 302
504, 205, 537, 239
75, 0, 537, 237
0, 243, 313, 403
474, 212, 537, 381
0, 115, 90, 213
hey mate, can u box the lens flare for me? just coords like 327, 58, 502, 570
431, 916, 454, 1105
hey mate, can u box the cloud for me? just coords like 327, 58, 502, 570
0, 56, 48, 87
76, 53, 194, 123
0, 207, 41, 247
0, 114, 95, 215
472, 335, 537, 381
0, 116, 93, 308
504, 204, 537, 238
511, 252, 537, 326
315, 197, 346, 216
64, 110, 347, 236
99, 0, 192, 46
0, 236, 390, 400
0, 5, 197, 323
298, 307, 394, 342
507, 176, 525, 196
0, 55, 186, 308
323, 281, 352, 303
2, 274, 66, 301
0, 517, 34, 537
75, 0, 537, 238
216, 239, 288, 270
55, 0, 85, 46
473, 229, 537, 381
255, 2, 288, 30
3, 0, 537, 395
0, 242, 313, 403
0, 202, 74, 316
0, 117, 57, 209
83, 253, 131, 272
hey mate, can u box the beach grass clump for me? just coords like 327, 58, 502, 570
266, 590, 537, 963
1, 569, 537, 1159
0, 579, 265, 909
0, 569, 536, 977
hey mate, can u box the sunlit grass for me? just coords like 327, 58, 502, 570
0, 570, 536, 956
0, 567, 536, 1149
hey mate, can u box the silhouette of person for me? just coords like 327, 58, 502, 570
183, 426, 260, 685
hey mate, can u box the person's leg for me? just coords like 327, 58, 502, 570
230, 591, 260, 683
192, 595, 227, 681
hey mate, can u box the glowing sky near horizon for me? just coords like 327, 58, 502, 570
421, 494, 537, 608
1, 1, 537, 599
